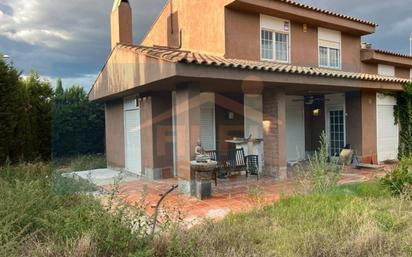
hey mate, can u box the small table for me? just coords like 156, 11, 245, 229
190, 160, 217, 199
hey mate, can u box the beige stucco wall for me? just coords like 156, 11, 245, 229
342, 34, 361, 72
90, 47, 176, 101
224, 9, 260, 60
223, 8, 364, 73
396, 67, 411, 79
291, 22, 318, 67
105, 99, 125, 168
141, 0, 231, 55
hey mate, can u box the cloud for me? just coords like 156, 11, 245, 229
0, 0, 167, 88
0, 0, 411, 89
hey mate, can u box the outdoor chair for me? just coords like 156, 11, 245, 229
245, 155, 260, 180
227, 148, 247, 177
205, 150, 224, 186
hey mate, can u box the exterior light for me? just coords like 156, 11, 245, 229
303, 24, 308, 33
312, 108, 320, 117
263, 120, 271, 132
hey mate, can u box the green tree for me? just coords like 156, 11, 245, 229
52, 83, 105, 158
21, 71, 53, 160
0, 56, 22, 163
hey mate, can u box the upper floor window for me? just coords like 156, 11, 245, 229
318, 28, 341, 69
260, 15, 290, 63
378, 64, 395, 77
319, 46, 340, 68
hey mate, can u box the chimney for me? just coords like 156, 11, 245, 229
111, 0, 133, 49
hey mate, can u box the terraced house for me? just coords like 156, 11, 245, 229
89, 0, 412, 194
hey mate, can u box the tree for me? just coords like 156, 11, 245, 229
52, 83, 105, 158
21, 71, 53, 160
0, 62, 52, 164
0, 56, 22, 163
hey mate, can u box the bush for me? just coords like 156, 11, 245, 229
298, 132, 343, 193
381, 157, 412, 196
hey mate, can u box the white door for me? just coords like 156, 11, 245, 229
286, 96, 305, 162
200, 93, 216, 151
377, 94, 399, 162
327, 107, 345, 156
124, 98, 142, 175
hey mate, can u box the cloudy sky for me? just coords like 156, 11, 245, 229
0, 0, 411, 90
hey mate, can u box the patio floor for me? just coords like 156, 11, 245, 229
101, 165, 391, 224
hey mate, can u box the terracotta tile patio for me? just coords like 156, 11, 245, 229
102, 165, 391, 223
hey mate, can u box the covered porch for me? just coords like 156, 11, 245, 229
90, 45, 403, 196
134, 83, 387, 196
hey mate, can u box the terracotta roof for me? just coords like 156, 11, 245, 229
272, 0, 377, 26
373, 49, 412, 59
119, 44, 410, 84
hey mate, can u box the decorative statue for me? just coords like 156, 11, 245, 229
195, 139, 210, 163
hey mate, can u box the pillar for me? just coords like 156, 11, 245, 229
140, 92, 174, 180
175, 84, 201, 195
263, 89, 287, 179
360, 90, 378, 164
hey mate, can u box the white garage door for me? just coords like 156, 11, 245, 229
377, 94, 399, 163
286, 96, 305, 162
124, 98, 142, 175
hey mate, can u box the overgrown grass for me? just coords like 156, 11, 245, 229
151, 181, 412, 257
2, 161, 411, 257
0, 163, 150, 257
52, 154, 107, 172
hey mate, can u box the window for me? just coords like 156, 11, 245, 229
378, 64, 395, 77
275, 33, 289, 62
261, 30, 273, 60
319, 46, 340, 69
318, 28, 341, 69
261, 30, 289, 62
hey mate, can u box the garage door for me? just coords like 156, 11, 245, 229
377, 94, 399, 163
124, 98, 142, 175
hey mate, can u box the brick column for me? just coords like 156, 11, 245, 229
175, 85, 200, 195
263, 89, 287, 179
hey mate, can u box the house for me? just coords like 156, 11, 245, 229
89, 0, 412, 194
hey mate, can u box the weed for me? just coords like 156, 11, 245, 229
297, 132, 343, 193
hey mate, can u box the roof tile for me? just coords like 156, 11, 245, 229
119, 44, 410, 84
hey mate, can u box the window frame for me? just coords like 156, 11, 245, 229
260, 28, 291, 64
318, 45, 341, 69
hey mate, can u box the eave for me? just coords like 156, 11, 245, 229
226, 0, 376, 36
361, 49, 412, 68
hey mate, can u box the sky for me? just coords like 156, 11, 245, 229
0, 0, 411, 90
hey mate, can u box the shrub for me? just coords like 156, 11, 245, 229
381, 157, 412, 196
298, 132, 343, 193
